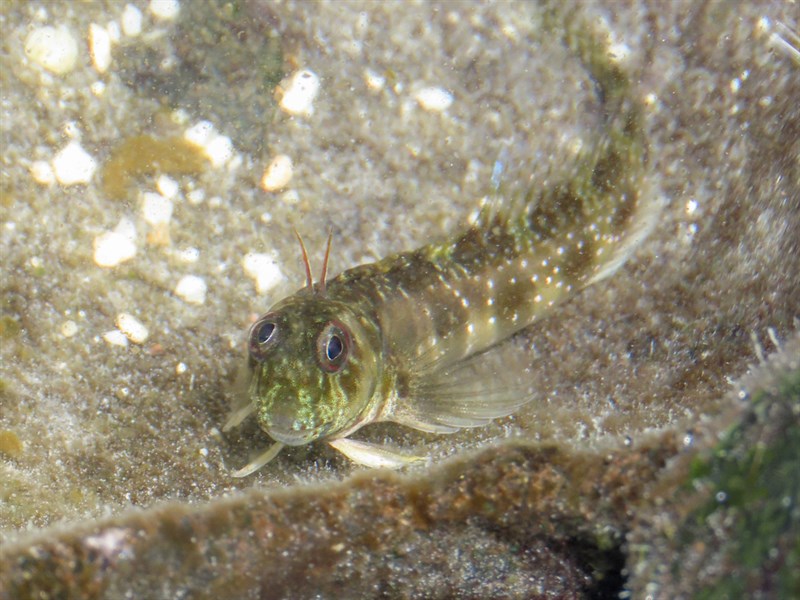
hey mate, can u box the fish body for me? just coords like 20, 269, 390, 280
228, 17, 654, 475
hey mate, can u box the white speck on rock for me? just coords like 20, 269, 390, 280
149, 0, 180, 21
156, 174, 179, 199
142, 192, 173, 226
243, 252, 285, 294
121, 4, 143, 37
176, 247, 200, 263
85, 528, 130, 558
184, 120, 215, 147
186, 189, 205, 205
279, 70, 320, 116
52, 141, 97, 186
116, 313, 149, 344
183, 121, 233, 167
175, 275, 207, 305
94, 218, 137, 268
261, 154, 294, 191
30, 160, 55, 185
203, 135, 233, 168
103, 330, 129, 347
106, 21, 121, 44
61, 320, 78, 338
363, 69, 386, 92
413, 86, 453, 112
608, 41, 631, 63
24, 26, 78, 75
89, 23, 112, 73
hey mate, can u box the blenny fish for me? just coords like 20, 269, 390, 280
226, 19, 655, 476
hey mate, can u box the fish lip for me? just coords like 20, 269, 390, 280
267, 423, 330, 446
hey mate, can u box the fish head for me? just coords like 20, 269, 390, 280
246, 293, 381, 446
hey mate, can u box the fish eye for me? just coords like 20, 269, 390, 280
248, 314, 279, 362
317, 321, 351, 373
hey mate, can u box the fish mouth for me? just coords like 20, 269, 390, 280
267, 429, 318, 446
264, 415, 330, 446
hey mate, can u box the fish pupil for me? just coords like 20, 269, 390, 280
317, 321, 351, 372
257, 322, 275, 344
327, 334, 343, 360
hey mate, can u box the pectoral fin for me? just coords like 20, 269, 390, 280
230, 442, 285, 477
223, 401, 256, 432
327, 438, 427, 469
397, 343, 533, 433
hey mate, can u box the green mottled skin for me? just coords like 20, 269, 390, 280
244, 18, 647, 456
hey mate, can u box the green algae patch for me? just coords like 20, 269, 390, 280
0, 430, 23, 458
100, 135, 209, 200
0, 315, 21, 339
676, 371, 800, 598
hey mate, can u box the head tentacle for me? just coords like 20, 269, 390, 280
293, 229, 314, 290
319, 229, 333, 294
294, 228, 334, 295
